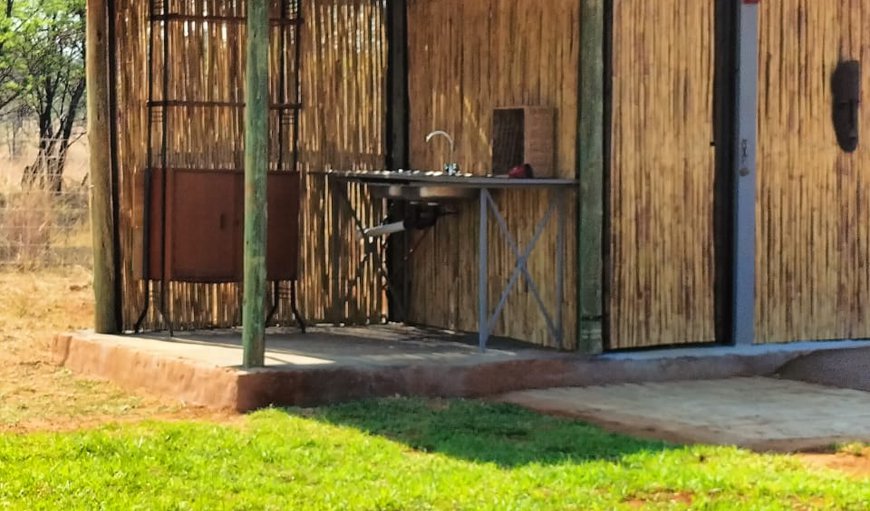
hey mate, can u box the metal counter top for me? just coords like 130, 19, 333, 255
312, 169, 578, 188
320, 168, 572, 352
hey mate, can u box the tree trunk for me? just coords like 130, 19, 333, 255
20, 77, 84, 193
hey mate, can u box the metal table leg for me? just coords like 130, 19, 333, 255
478, 187, 565, 351
328, 177, 341, 323
479, 189, 489, 351
555, 187, 566, 349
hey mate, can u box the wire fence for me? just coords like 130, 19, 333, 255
0, 186, 91, 269
0, 134, 92, 269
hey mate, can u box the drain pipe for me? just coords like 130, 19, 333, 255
359, 203, 442, 239
361, 221, 407, 239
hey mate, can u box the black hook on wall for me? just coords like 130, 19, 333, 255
832, 60, 861, 153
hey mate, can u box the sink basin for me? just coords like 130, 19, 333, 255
335, 169, 481, 202
391, 184, 477, 201
368, 183, 478, 202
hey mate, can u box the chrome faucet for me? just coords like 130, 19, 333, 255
425, 130, 459, 175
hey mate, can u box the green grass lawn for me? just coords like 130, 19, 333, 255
0, 399, 866, 510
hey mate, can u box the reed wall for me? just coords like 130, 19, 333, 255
114, 0, 388, 331
112, 0, 864, 350
608, 0, 717, 349
756, 0, 870, 343
405, 0, 580, 348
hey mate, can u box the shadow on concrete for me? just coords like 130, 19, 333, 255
150, 324, 553, 357
282, 397, 676, 468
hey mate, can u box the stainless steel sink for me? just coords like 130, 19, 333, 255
367, 180, 478, 202
388, 184, 477, 201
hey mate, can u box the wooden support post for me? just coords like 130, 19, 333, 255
577, 0, 606, 353
87, 0, 121, 334
242, 0, 269, 368
386, 0, 409, 322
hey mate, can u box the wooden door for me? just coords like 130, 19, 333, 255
756, 1, 870, 342
608, 0, 717, 349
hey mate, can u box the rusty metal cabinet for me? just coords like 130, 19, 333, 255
134, 169, 300, 283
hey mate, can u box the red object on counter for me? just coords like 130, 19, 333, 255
507, 163, 534, 179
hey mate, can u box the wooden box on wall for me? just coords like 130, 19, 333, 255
492, 106, 555, 177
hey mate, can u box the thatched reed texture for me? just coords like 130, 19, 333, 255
756, 0, 870, 343
608, 0, 716, 349
296, 0, 387, 325
405, 0, 579, 348
115, 0, 387, 331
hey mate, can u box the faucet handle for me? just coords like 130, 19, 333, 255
444, 162, 460, 176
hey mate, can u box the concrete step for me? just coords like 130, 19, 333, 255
777, 347, 870, 392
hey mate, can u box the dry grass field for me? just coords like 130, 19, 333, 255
0, 127, 89, 188
0, 267, 233, 432
0, 127, 231, 431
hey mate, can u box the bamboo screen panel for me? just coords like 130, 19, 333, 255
114, 0, 387, 330
297, 0, 387, 324
116, 0, 152, 329
608, 0, 716, 349
406, 0, 579, 348
756, 1, 870, 343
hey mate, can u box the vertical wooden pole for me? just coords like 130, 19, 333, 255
577, 0, 605, 353
87, 0, 121, 334
243, 0, 269, 368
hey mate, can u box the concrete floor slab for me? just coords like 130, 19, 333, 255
500, 377, 870, 451
51, 326, 870, 414
72, 326, 544, 369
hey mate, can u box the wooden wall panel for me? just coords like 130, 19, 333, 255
609, 0, 716, 348
406, 0, 579, 348
757, 0, 870, 342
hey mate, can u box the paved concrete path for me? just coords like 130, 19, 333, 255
500, 377, 870, 451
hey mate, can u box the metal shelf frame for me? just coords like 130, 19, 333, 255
135, 0, 305, 334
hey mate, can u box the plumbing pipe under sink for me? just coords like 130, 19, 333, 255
358, 203, 443, 239
360, 221, 407, 239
